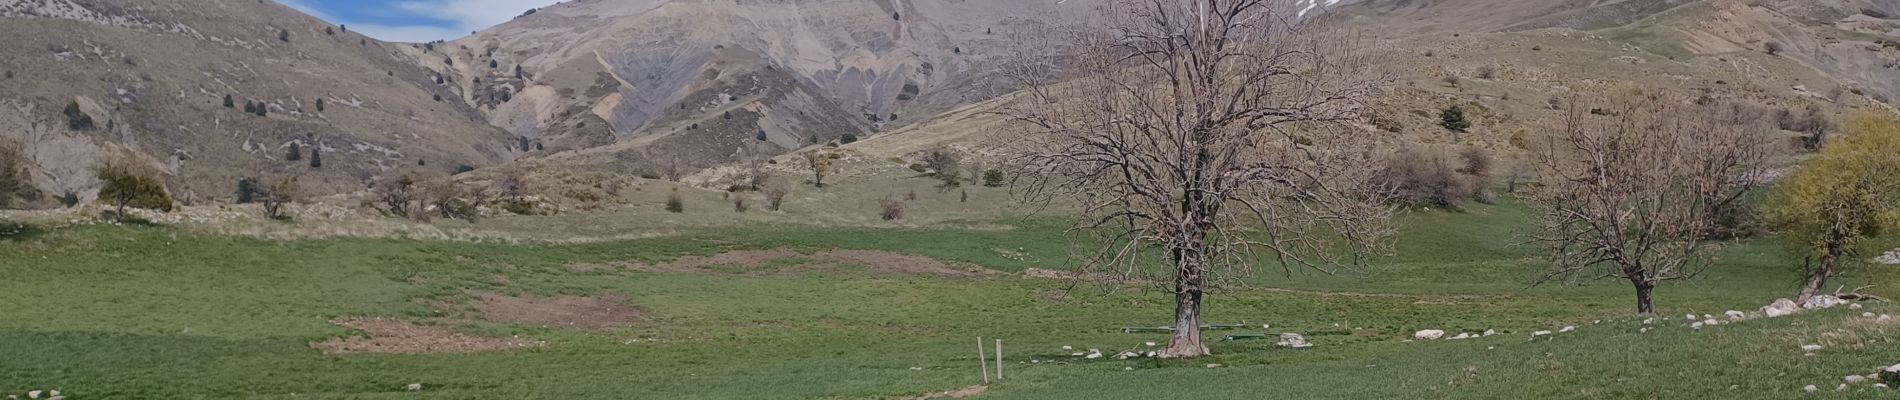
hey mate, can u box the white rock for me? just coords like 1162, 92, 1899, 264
1703, 314, 1714, 320
1643, 318, 1655, 325
1691, 322, 1704, 329
1726, 310, 1745, 320
1116, 351, 1139, 359
1062, 345, 1073, 351
1803, 384, 1819, 392
1415, 329, 1446, 340
1532, 330, 1552, 337
1703, 319, 1721, 326
909, 367, 923, 370
1085, 352, 1103, 359
1559, 326, 1576, 333
1847, 375, 1868, 384
27, 392, 39, 400
1850, 303, 1863, 310
1482, 329, 1497, 336
1804, 295, 1848, 309
1801, 344, 1824, 352
1837, 383, 1849, 391
1277, 333, 1312, 348
1876, 384, 1890, 389
405, 383, 422, 391
1071, 352, 1085, 356
1764, 298, 1801, 318
1144, 342, 1156, 347
1864, 312, 1877, 318
1881, 315, 1894, 322
1145, 351, 1156, 357
1640, 327, 1651, 332
1448, 332, 1472, 340
1686, 314, 1698, 321
1124, 366, 1133, 371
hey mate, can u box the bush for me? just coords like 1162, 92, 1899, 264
63, 101, 93, 131
425, 181, 480, 221
1382, 148, 1471, 209
1476, 65, 1497, 80
921, 147, 963, 188
261, 175, 297, 220
244, 101, 256, 114
308, 149, 321, 168
375, 175, 419, 218
316, 98, 325, 112
0, 139, 35, 208
223, 94, 235, 108
287, 143, 302, 161
454, 164, 476, 174
665, 189, 684, 213
732, 196, 749, 213
879, 196, 904, 221
236, 177, 261, 203
1764, 41, 1783, 55
765, 185, 788, 211
1440, 106, 1470, 132
95, 157, 173, 218
982, 169, 1006, 187
278, 29, 290, 42
840, 134, 859, 144
1371, 116, 1404, 133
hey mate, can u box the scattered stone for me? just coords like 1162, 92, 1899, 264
1876, 383, 1890, 389
910, 367, 924, 370
1145, 351, 1156, 357
1850, 303, 1864, 310
1848, 375, 1868, 384
1085, 349, 1103, 359
1691, 322, 1704, 329
1205, 364, 1221, 368
1559, 326, 1576, 333
1703, 318, 1721, 327
1804, 295, 1848, 310
1124, 366, 1133, 371
1801, 344, 1825, 352
1764, 298, 1801, 318
1643, 318, 1655, 325
1726, 310, 1746, 320
405, 383, 422, 391
1837, 383, 1849, 391
1686, 314, 1698, 321
1415, 330, 1446, 340
1277, 333, 1312, 348
1865, 312, 1878, 318
27, 392, 40, 400
1483, 329, 1497, 336
1703, 314, 1715, 320
1804, 384, 1819, 393
1144, 342, 1156, 347
1071, 352, 1085, 356
1062, 345, 1073, 351
1640, 327, 1651, 333
1532, 330, 1552, 337
1116, 351, 1139, 359
1449, 332, 1472, 340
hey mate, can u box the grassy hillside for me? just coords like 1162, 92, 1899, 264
2, 201, 1895, 399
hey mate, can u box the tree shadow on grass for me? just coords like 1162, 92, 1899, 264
0, 222, 44, 241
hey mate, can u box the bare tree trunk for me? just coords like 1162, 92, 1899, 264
1162, 227, 1210, 358
1633, 278, 1655, 315
1797, 245, 1842, 304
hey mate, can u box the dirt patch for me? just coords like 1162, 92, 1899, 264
468, 292, 643, 330
901, 385, 987, 400
599, 248, 995, 278
310, 317, 541, 355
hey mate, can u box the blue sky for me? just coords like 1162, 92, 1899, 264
279, 0, 562, 43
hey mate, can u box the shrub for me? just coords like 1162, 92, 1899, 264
733, 196, 749, 213
243, 101, 256, 114
95, 157, 173, 218
454, 164, 476, 174
665, 189, 685, 213
309, 149, 322, 168
921, 147, 963, 188
426, 181, 481, 221
63, 101, 93, 131
1776, 106, 1834, 150
255, 102, 268, 117
1382, 148, 1471, 209
278, 29, 290, 42
260, 175, 297, 220
236, 177, 261, 203
1765, 41, 1783, 55
0, 139, 35, 208
57, 191, 79, 208
879, 196, 904, 221
223, 94, 235, 108
375, 175, 419, 218
1476, 65, 1497, 80
982, 169, 1006, 187
287, 143, 302, 161
1440, 105, 1470, 132
316, 98, 325, 112
840, 134, 858, 144
765, 185, 788, 211
1443, 75, 1460, 87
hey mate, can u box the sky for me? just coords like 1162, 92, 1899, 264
279, 0, 563, 43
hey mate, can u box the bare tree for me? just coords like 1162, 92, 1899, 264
744, 155, 771, 191
999, 0, 1393, 358
1527, 91, 1775, 314
260, 174, 298, 220
0, 138, 36, 208
921, 147, 964, 189
376, 175, 419, 218
803, 151, 831, 188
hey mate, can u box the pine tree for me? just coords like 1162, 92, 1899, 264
309, 149, 322, 168
316, 98, 325, 112
223, 94, 235, 108
279, 29, 290, 42
287, 142, 302, 161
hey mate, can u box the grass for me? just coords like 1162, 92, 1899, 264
1, 200, 1897, 399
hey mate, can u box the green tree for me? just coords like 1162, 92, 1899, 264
1440, 105, 1470, 133
308, 148, 322, 168
1764, 114, 1900, 303
223, 94, 235, 108
279, 29, 290, 42
95, 156, 173, 219
287, 143, 302, 161
63, 101, 94, 130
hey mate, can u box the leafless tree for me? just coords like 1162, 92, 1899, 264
921, 147, 964, 189
376, 175, 419, 218
997, 0, 1394, 358
1527, 90, 1776, 314
0, 138, 36, 208
260, 174, 299, 220
744, 155, 770, 191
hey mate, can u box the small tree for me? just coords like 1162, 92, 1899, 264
287, 143, 302, 161
1528, 92, 1775, 314
733, 195, 749, 213
0, 139, 36, 208
95, 156, 173, 219
1764, 115, 1900, 304
260, 175, 298, 220
244, 101, 256, 114
236, 177, 261, 203
764, 184, 789, 211
223, 94, 235, 108
308, 148, 322, 168
426, 181, 481, 221
878, 196, 904, 221
255, 102, 268, 117
921, 147, 963, 189
803, 151, 830, 187
279, 29, 290, 42
63, 101, 94, 131
316, 98, 325, 112
376, 175, 419, 218
1765, 41, 1783, 55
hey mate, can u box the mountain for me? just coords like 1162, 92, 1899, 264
0, 0, 517, 204
426, 0, 1091, 173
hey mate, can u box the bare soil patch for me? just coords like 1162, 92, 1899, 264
468, 292, 643, 330
310, 317, 541, 355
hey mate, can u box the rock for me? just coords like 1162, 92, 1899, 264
1838, 383, 1849, 391
1145, 351, 1156, 357
1686, 314, 1698, 321
1848, 375, 1868, 384
1071, 352, 1085, 356
1483, 329, 1497, 336
1532, 330, 1552, 337
1703, 319, 1720, 326
1639, 327, 1651, 332
1876, 383, 1890, 389
1865, 312, 1878, 318
1643, 318, 1655, 325
1801, 344, 1824, 352
1703, 314, 1714, 320
27, 392, 39, 400
1277, 333, 1312, 348
1804, 384, 1819, 393
1764, 298, 1801, 318
1062, 345, 1073, 351
405, 383, 422, 391
1085, 349, 1103, 359
1205, 364, 1221, 368
1116, 351, 1139, 359
1144, 342, 1156, 347
1726, 310, 1746, 320
1559, 326, 1576, 333
1850, 303, 1864, 310
1691, 322, 1704, 329
1881, 315, 1894, 322
1804, 295, 1848, 309
1415, 329, 1446, 340
910, 367, 923, 370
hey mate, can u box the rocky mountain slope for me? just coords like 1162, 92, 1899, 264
0, 0, 517, 204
